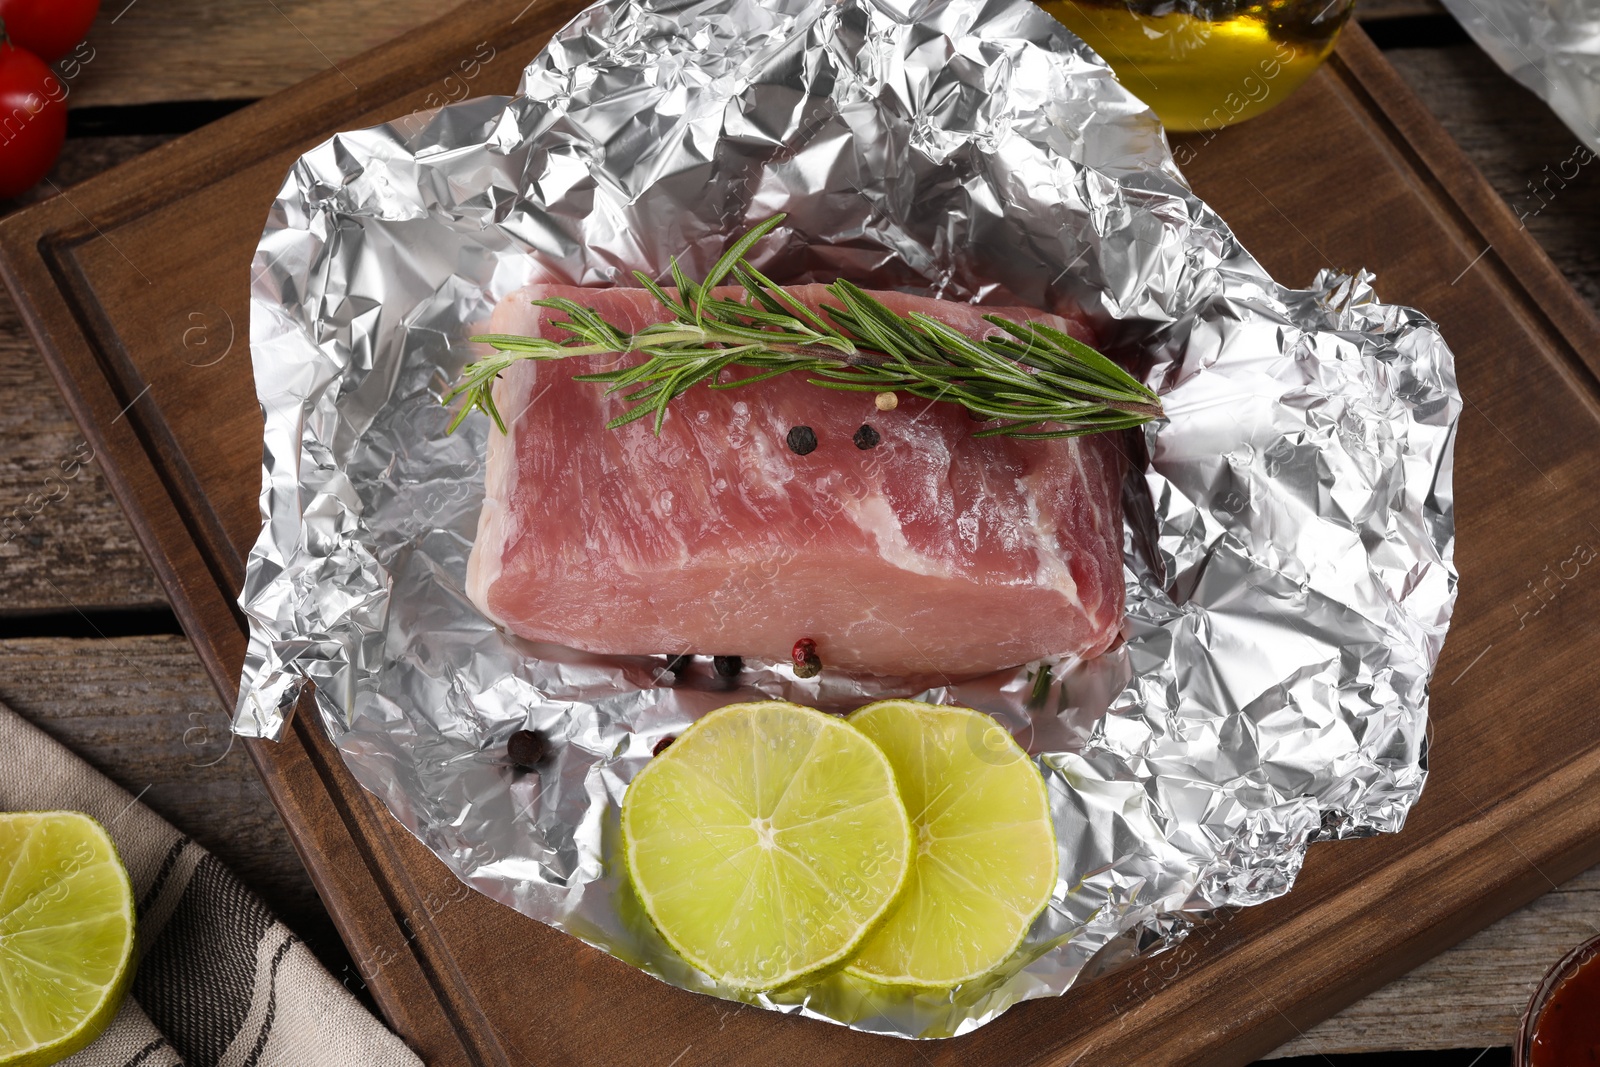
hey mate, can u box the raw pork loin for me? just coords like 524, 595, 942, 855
465, 284, 1126, 677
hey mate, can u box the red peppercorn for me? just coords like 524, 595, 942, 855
652, 735, 676, 756
791, 637, 822, 678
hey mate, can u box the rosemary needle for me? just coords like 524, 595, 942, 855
444, 214, 1162, 439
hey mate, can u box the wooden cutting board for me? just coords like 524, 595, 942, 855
4, 1, 1599, 1062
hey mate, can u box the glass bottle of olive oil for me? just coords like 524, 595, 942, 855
1038, 0, 1354, 131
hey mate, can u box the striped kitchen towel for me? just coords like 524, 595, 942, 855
0, 701, 422, 1067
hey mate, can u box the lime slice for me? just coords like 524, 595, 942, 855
621, 700, 913, 991
0, 811, 137, 1067
844, 700, 1057, 987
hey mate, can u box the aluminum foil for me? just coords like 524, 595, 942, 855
1441, 0, 1600, 157
235, 0, 1460, 1039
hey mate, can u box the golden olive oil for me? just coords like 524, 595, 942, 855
1039, 0, 1352, 132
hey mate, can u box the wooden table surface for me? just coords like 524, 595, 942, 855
2, 0, 1595, 1060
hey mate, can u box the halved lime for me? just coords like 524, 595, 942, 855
621, 701, 913, 991
844, 700, 1057, 987
0, 811, 137, 1067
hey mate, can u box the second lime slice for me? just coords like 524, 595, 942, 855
621, 700, 913, 991
845, 700, 1058, 987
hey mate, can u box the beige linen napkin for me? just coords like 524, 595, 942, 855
0, 700, 423, 1067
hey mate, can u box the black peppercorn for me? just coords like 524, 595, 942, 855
652, 735, 676, 757
507, 729, 548, 768
853, 424, 880, 450
786, 425, 818, 455
665, 654, 692, 676
713, 655, 743, 678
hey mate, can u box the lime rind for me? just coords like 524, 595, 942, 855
621, 701, 913, 992
842, 700, 1058, 989
0, 811, 137, 1067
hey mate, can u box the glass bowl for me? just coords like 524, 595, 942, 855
1516, 931, 1600, 1067
1040, 0, 1356, 131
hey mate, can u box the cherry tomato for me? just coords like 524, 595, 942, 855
0, 40, 66, 199
0, 0, 100, 64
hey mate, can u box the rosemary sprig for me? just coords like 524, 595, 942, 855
445, 214, 1162, 438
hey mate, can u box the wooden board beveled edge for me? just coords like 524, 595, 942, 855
1330, 29, 1600, 394
36, 230, 250, 602
4, 15, 1600, 1066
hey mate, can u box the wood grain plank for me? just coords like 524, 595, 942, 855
0, 296, 167, 612
66, 0, 451, 108
0, 635, 352, 979
1, 138, 172, 612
